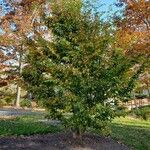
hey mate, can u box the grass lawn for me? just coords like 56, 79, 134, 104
0, 115, 62, 136
111, 117, 150, 150
0, 115, 149, 150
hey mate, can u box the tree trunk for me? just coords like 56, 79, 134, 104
131, 100, 133, 110
15, 45, 23, 107
16, 85, 21, 107
72, 128, 82, 141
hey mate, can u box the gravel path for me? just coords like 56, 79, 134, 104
0, 132, 129, 150
0, 108, 44, 116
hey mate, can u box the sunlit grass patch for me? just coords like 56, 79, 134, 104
111, 117, 150, 150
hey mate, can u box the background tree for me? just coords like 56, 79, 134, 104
0, 0, 47, 106
23, 0, 145, 139
135, 69, 150, 98
115, 0, 150, 101
116, 0, 149, 56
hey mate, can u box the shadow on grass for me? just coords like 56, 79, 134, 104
0, 119, 62, 136
111, 123, 150, 150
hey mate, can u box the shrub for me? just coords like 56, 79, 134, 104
0, 96, 13, 107
20, 99, 31, 108
135, 94, 147, 99
115, 105, 129, 117
0, 100, 5, 107
37, 100, 45, 108
4, 96, 13, 104
132, 106, 150, 120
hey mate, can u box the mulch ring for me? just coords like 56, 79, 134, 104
0, 132, 129, 150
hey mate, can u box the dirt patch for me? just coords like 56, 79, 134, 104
0, 116, 17, 120
0, 132, 129, 150
1, 106, 45, 112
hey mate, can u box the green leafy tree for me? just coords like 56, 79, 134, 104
23, 0, 145, 139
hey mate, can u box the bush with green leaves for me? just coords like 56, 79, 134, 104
114, 105, 129, 117
135, 93, 148, 99
4, 96, 13, 104
0, 100, 5, 107
0, 96, 13, 106
20, 99, 31, 108
23, 0, 147, 139
132, 106, 150, 120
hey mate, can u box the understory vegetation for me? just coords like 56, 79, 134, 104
130, 106, 150, 121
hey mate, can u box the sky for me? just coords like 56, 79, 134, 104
100, 0, 119, 6
0, 0, 12, 16
83, 0, 123, 20
0, 0, 121, 16
100, 0, 121, 10
97, 0, 123, 17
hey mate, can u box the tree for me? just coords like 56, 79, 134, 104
23, 0, 145, 139
116, 0, 149, 56
115, 0, 150, 101
0, 0, 46, 106
135, 69, 150, 98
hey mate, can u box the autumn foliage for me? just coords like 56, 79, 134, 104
117, 0, 150, 56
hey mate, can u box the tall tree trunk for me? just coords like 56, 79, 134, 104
16, 85, 21, 107
15, 46, 23, 107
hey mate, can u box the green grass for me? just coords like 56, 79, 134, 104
0, 115, 150, 150
0, 115, 62, 136
111, 117, 150, 150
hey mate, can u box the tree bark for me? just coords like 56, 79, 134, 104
16, 85, 21, 107
72, 128, 82, 141
15, 45, 23, 107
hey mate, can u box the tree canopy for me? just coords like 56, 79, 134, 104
22, 0, 149, 138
